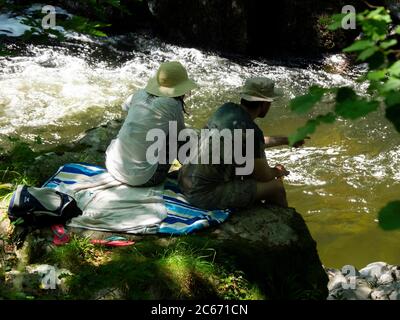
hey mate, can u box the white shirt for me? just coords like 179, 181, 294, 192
105, 89, 185, 186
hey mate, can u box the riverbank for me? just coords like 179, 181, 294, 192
1, 212, 399, 300
0, 125, 398, 300
0, 203, 328, 300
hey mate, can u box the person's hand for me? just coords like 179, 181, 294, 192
274, 164, 290, 178
292, 137, 310, 148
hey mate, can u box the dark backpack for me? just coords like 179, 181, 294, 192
8, 185, 82, 228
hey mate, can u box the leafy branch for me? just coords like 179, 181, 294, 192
288, 6, 400, 230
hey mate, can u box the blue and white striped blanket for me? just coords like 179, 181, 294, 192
43, 163, 230, 235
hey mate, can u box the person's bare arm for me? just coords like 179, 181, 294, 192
264, 136, 308, 148
252, 158, 289, 182
264, 136, 289, 148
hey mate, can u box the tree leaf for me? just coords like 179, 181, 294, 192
384, 89, 400, 132
366, 7, 391, 23
327, 13, 347, 31
367, 69, 387, 80
343, 40, 375, 52
288, 113, 336, 146
366, 51, 385, 69
288, 120, 317, 146
362, 17, 389, 41
336, 87, 356, 102
316, 112, 336, 124
385, 91, 400, 107
381, 78, 400, 92
380, 39, 397, 49
378, 201, 400, 230
388, 61, 400, 77
358, 46, 379, 61
289, 86, 326, 114
335, 95, 379, 119
396, 26, 400, 34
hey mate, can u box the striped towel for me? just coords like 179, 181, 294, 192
43, 163, 230, 235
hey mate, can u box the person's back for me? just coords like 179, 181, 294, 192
106, 89, 185, 186
179, 77, 295, 210
178, 102, 266, 210
105, 61, 198, 187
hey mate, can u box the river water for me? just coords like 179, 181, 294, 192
1, 31, 399, 269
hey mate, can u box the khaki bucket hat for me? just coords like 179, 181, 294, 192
240, 77, 282, 102
145, 61, 199, 98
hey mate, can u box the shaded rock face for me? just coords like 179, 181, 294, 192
147, 0, 248, 53
209, 205, 329, 299
51, 0, 153, 33
248, 0, 361, 56
146, 0, 362, 56
41, 0, 364, 56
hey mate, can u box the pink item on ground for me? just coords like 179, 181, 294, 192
51, 224, 70, 245
90, 239, 135, 247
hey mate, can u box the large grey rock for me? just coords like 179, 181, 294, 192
389, 290, 400, 300
338, 287, 372, 300
353, 280, 373, 300
205, 205, 329, 299
93, 287, 125, 300
326, 277, 372, 300
359, 262, 389, 281
328, 273, 347, 291
378, 272, 394, 285
371, 287, 391, 300
391, 266, 400, 281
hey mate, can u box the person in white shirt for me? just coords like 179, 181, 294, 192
106, 61, 198, 187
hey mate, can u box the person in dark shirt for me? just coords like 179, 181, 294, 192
178, 77, 306, 210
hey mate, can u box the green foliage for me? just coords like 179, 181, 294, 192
2, 0, 133, 44
289, 6, 400, 229
58, 16, 110, 37
334, 87, 379, 119
384, 91, 400, 130
20, 14, 109, 40
378, 201, 400, 230
289, 6, 400, 145
327, 13, 352, 31
0, 137, 42, 202
289, 86, 328, 114
288, 113, 335, 146
0, 43, 12, 56
342, 39, 373, 52
86, 0, 131, 20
